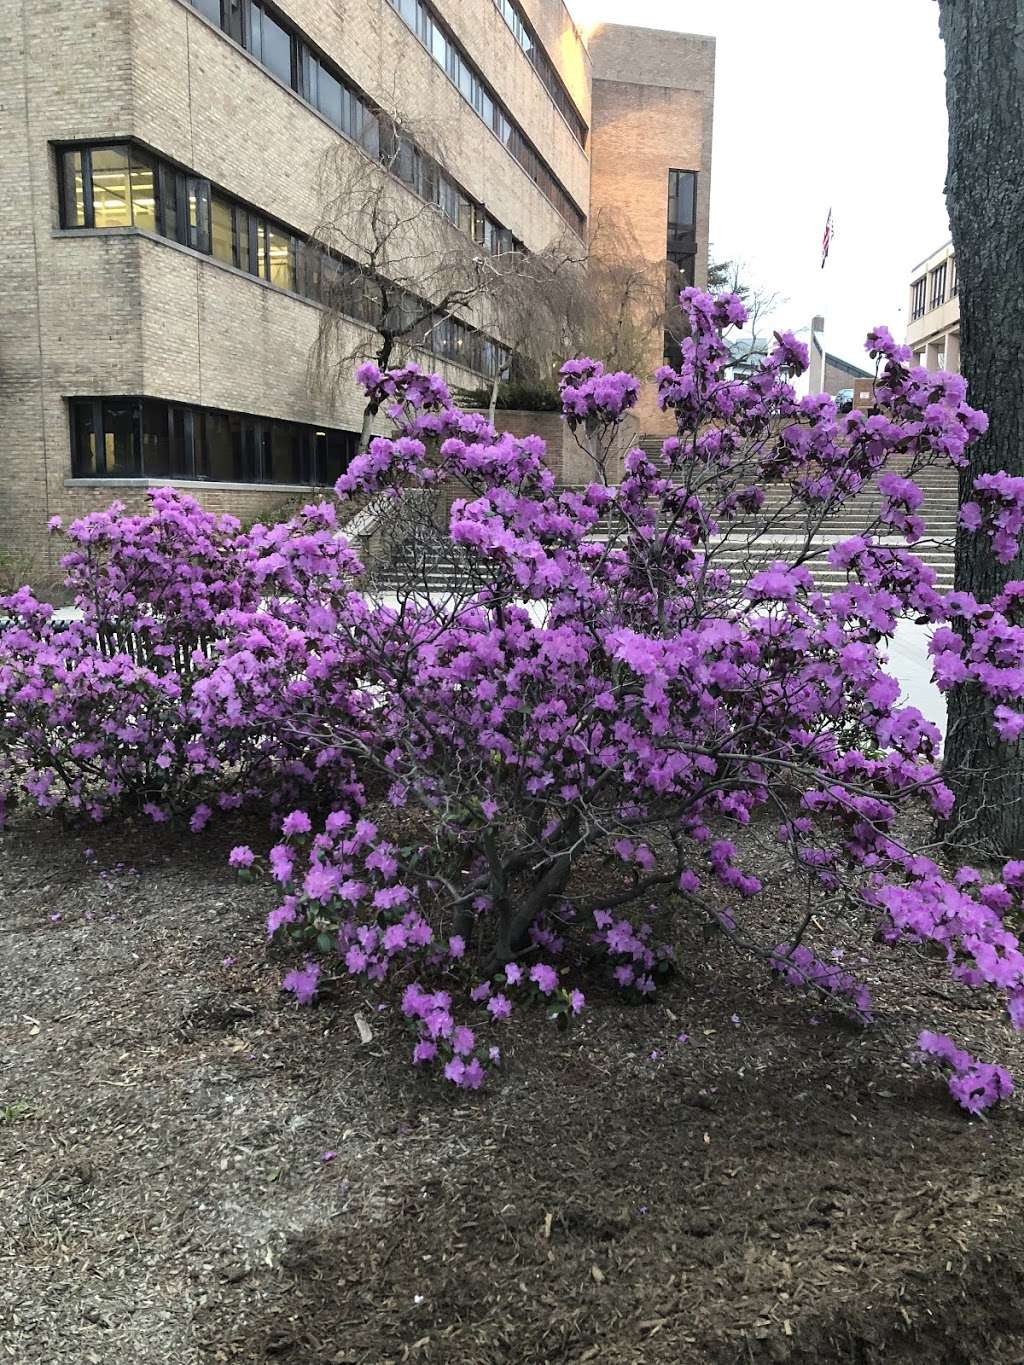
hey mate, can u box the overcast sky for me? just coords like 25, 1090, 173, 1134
569, 0, 951, 367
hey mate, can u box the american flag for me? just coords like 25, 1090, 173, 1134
821, 208, 834, 269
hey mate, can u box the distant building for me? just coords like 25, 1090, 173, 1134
806, 316, 872, 396
725, 335, 769, 380
906, 240, 959, 372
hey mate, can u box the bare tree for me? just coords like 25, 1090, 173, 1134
307, 116, 493, 446
938, 0, 1024, 854
306, 100, 598, 446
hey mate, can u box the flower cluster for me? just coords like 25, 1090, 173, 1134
917, 1030, 1014, 1114
769, 944, 873, 1021
960, 471, 1024, 564
592, 909, 674, 998
558, 358, 640, 428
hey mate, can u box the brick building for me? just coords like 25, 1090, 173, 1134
2, 0, 714, 581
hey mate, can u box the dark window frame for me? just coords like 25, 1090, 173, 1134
69, 395, 359, 486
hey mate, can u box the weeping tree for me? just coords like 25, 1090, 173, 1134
306, 101, 590, 443
939, 0, 1024, 854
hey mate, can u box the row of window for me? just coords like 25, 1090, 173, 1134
70, 396, 358, 485
911, 257, 958, 321
491, 0, 587, 146
58, 142, 511, 380
189, 0, 583, 237
187, 0, 519, 256
386, 0, 585, 234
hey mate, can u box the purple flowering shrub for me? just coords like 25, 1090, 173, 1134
233, 290, 1024, 1105
0, 492, 363, 823
10, 289, 1024, 1110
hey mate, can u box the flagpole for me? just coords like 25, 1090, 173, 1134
819, 208, 833, 394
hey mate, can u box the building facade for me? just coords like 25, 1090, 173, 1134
906, 240, 960, 372
2, 0, 713, 582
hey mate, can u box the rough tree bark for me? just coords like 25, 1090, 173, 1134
938, 0, 1024, 854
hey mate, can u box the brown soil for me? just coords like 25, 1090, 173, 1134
3, 813, 1024, 1364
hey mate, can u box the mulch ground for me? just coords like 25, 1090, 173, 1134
3, 812, 1024, 1364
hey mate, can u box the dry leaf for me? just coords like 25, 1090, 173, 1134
354, 1012, 374, 1044
591, 1264, 605, 1284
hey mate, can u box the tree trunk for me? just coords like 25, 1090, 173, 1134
938, 0, 1024, 854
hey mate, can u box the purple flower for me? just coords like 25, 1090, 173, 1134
529, 963, 558, 995
487, 993, 512, 1020
282, 959, 320, 1006
229, 845, 255, 870
281, 810, 312, 837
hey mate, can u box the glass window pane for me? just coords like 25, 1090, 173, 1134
317, 65, 343, 126
60, 149, 86, 227
158, 165, 181, 242
267, 228, 294, 290
167, 406, 194, 478
269, 422, 304, 483
90, 146, 131, 228
186, 177, 211, 253
192, 0, 220, 22
360, 109, 379, 157
224, 0, 246, 46
668, 170, 695, 230
431, 24, 446, 65
100, 399, 140, 476
141, 400, 171, 477
211, 194, 234, 265
129, 149, 158, 232
322, 429, 355, 485
259, 6, 293, 85
71, 401, 97, 476
201, 410, 237, 481
299, 47, 318, 104
234, 207, 253, 273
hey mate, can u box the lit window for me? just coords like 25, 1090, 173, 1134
129, 149, 158, 231
90, 146, 131, 228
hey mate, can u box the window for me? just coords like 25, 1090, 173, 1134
71, 397, 357, 485
254, 4, 293, 85
950, 258, 958, 296
668, 170, 696, 234
223, 0, 245, 44
129, 149, 158, 232
234, 205, 255, 273
317, 64, 343, 128
211, 194, 235, 265
60, 149, 86, 227
90, 146, 131, 228
186, 176, 211, 253
930, 262, 947, 309
193, 0, 221, 21
267, 226, 294, 290
911, 276, 927, 320
158, 163, 180, 240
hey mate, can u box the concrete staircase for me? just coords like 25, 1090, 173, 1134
371, 436, 959, 596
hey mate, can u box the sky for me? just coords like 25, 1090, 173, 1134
567, 0, 951, 367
